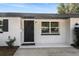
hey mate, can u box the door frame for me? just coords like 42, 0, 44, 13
22, 19, 35, 44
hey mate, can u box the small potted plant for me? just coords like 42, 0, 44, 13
6, 36, 16, 48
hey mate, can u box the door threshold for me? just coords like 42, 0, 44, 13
21, 43, 35, 46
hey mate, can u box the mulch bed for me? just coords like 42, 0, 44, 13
0, 46, 19, 56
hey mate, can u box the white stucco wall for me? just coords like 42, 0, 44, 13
0, 17, 71, 46
70, 18, 79, 44
34, 19, 70, 46
0, 17, 21, 46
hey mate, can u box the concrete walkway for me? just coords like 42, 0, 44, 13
14, 47, 79, 56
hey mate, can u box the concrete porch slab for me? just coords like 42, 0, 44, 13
14, 47, 79, 56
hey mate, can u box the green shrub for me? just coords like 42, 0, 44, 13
6, 36, 16, 48
73, 27, 79, 46
71, 26, 79, 48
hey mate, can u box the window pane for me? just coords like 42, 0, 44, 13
42, 28, 49, 33
51, 28, 59, 34
42, 22, 49, 27
0, 26, 2, 31
0, 28, 2, 31
0, 26, 3, 28
3, 19, 8, 32
0, 21, 2, 25
51, 22, 58, 27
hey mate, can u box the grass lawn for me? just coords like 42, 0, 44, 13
0, 46, 19, 56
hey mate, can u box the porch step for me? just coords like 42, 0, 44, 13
20, 45, 71, 48
21, 43, 35, 46
20, 44, 71, 48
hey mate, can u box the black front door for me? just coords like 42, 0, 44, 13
24, 21, 34, 42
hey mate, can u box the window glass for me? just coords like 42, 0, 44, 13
0, 20, 3, 33
42, 28, 49, 33
0, 19, 8, 33
3, 19, 8, 31
51, 22, 58, 27
51, 28, 59, 34
0, 21, 3, 25
42, 22, 49, 27
41, 22, 59, 35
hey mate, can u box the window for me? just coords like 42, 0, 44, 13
0, 20, 3, 33
3, 19, 8, 32
41, 22, 59, 35
51, 22, 59, 34
41, 22, 49, 33
0, 19, 8, 33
